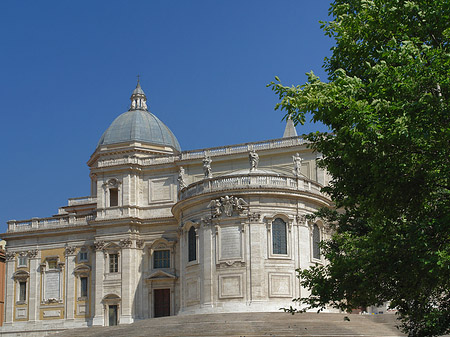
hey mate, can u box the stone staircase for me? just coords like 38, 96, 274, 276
51, 312, 410, 337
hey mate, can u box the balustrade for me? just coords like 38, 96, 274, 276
7, 213, 95, 233
96, 136, 306, 168
180, 172, 323, 201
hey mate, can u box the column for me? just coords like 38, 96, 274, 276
3, 253, 16, 326
28, 250, 40, 322
92, 242, 105, 326
65, 247, 76, 320
120, 240, 133, 324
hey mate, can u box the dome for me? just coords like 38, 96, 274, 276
97, 81, 181, 152
97, 110, 181, 151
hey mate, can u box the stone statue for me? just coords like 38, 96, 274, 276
220, 196, 234, 216
203, 154, 212, 178
178, 166, 187, 189
207, 199, 222, 218
249, 150, 259, 172
206, 195, 248, 218
293, 153, 302, 176
233, 196, 248, 212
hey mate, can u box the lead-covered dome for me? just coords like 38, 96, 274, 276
97, 81, 181, 152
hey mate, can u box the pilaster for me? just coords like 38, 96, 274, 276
65, 246, 76, 320
120, 240, 133, 323
201, 222, 213, 306
4, 253, 16, 325
28, 250, 40, 322
93, 242, 105, 326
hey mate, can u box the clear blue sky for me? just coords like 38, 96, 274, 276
0, 1, 334, 233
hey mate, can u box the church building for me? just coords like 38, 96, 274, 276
1, 82, 332, 335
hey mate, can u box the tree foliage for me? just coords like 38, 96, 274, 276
269, 1, 450, 336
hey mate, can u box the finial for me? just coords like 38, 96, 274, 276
130, 77, 148, 111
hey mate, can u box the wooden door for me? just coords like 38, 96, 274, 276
154, 289, 170, 317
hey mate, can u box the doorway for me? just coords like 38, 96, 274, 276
154, 289, 170, 317
108, 304, 118, 326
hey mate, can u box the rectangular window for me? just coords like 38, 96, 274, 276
79, 251, 88, 262
48, 260, 57, 269
19, 281, 26, 301
154, 250, 170, 269
110, 188, 119, 207
80, 277, 88, 297
18, 256, 27, 267
109, 253, 119, 273
188, 227, 197, 262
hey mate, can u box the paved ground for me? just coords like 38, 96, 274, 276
51, 312, 409, 337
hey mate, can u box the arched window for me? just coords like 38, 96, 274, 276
312, 224, 321, 259
188, 226, 197, 262
272, 218, 287, 255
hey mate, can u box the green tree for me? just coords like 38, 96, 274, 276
269, 1, 450, 336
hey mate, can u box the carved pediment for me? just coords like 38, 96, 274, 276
102, 293, 121, 305
13, 270, 30, 281
150, 238, 176, 251
145, 270, 177, 282
73, 264, 91, 276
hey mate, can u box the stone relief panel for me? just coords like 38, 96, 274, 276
15, 308, 27, 319
43, 310, 61, 318
149, 176, 175, 203
77, 304, 87, 315
218, 274, 243, 299
268, 273, 293, 298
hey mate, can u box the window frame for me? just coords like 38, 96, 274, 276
187, 226, 197, 263
266, 215, 292, 260
18, 255, 27, 268
272, 218, 288, 255
109, 253, 119, 273
13, 270, 30, 305
109, 188, 119, 207
310, 222, 324, 263
78, 248, 89, 263
74, 264, 91, 302
80, 276, 88, 298
19, 281, 27, 302
153, 249, 170, 269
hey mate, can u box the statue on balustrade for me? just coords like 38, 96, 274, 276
249, 150, 259, 172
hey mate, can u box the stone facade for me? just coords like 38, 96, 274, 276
1, 83, 332, 335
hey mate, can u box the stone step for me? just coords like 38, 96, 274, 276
51, 312, 413, 337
